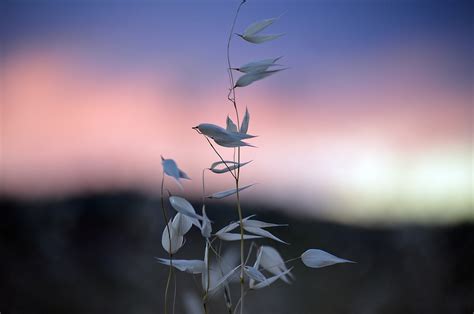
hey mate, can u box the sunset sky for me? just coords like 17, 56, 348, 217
1, 0, 472, 223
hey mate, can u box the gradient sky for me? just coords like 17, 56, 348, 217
1, 0, 472, 223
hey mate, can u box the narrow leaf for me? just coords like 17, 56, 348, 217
235, 69, 285, 87
250, 267, 293, 290
241, 33, 284, 44
200, 206, 212, 238
209, 160, 252, 174
226, 116, 238, 133
155, 258, 205, 274
240, 107, 250, 134
207, 184, 255, 199
243, 17, 279, 37
243, 226, 288, 244
244, 266, 266, 282
301, 249, 355, 268
243, 219, 287, 229
217, 233, 262, 241
236, 57, 282, 73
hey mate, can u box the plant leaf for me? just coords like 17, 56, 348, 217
240, 107, 250, 134
161, 156, 190, 188
213, 138, 256, 148
208, 265, 241, 294
243, 219, 287, 229
301, 249, 355, 268
241, 33, 284, 44
209, 160, 252, 174
226, 116, 238, 133
235, 69, 285, 87
244, 266, 266, 282
161, 220, 184, 254
171, 213, 194, 236
259, 246, 294, 283
169, 196, 204, 221
243, 17, 279, 37
207, 184, 255, 199
243, 226, 288, 244
250, 267, 293, 290
217, 233, 262, 241
200, 206, 212, 238
156, 258, 205, 274
236, 57, 282, 73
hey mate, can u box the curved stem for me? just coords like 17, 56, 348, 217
161, 173, 173, 314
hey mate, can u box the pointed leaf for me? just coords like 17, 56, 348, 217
236, 57, 282, 73
213, 138, 255, 148
209, 160, 252, 174
243, 226, 288, 244
243, 17, 278, 37
207, 184, 255, 199
235, 69, 285, 87
161, 220, 184, 254
156, 258, 205, 274
217, 233, 262, 241
161, 156, 190, 188
169, 196, 203, 221
226, 116, 238, 133
259, 246, 294, 283
243, 219, 287, 229
250, 267, 293, 290
301, 249, 355, 268
241, 34, 284, 44
200, 206, 212, 238
172, 213, 193, 236
244, 266, 266, 282
240, 107, 250, 134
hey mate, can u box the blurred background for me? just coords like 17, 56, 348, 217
1, 0, 472, 313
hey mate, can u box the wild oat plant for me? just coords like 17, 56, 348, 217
156, 1, 354, 313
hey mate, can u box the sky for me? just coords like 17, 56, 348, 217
1, 0, 472, 223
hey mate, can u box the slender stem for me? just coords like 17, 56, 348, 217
161, 173, 173, 314
205, 136, 238, 181
226, 2, 246, 314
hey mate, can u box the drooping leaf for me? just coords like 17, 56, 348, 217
250, 267, 293, 290
217, 233, 262, 241
259, 246, 294, 283
235, 57, 282, 73
207, 184, 255, 199
243, 17, 279, 37
243, 226, 288, 244
155, 258, 205, 274
301, 249, 355, 268
169, 196, 204, 221
235, 69, 285, 87
200, 206, 212, 238
161, 156, 190, 188
161, 220, 184, 254
209, 160, 252, 174
241, 33, 284, 44
226, 116, 238, 133
194, 123, 256, 141
244, 266, 266, 282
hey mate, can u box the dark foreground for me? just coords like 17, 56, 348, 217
1, 192, 473, 314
